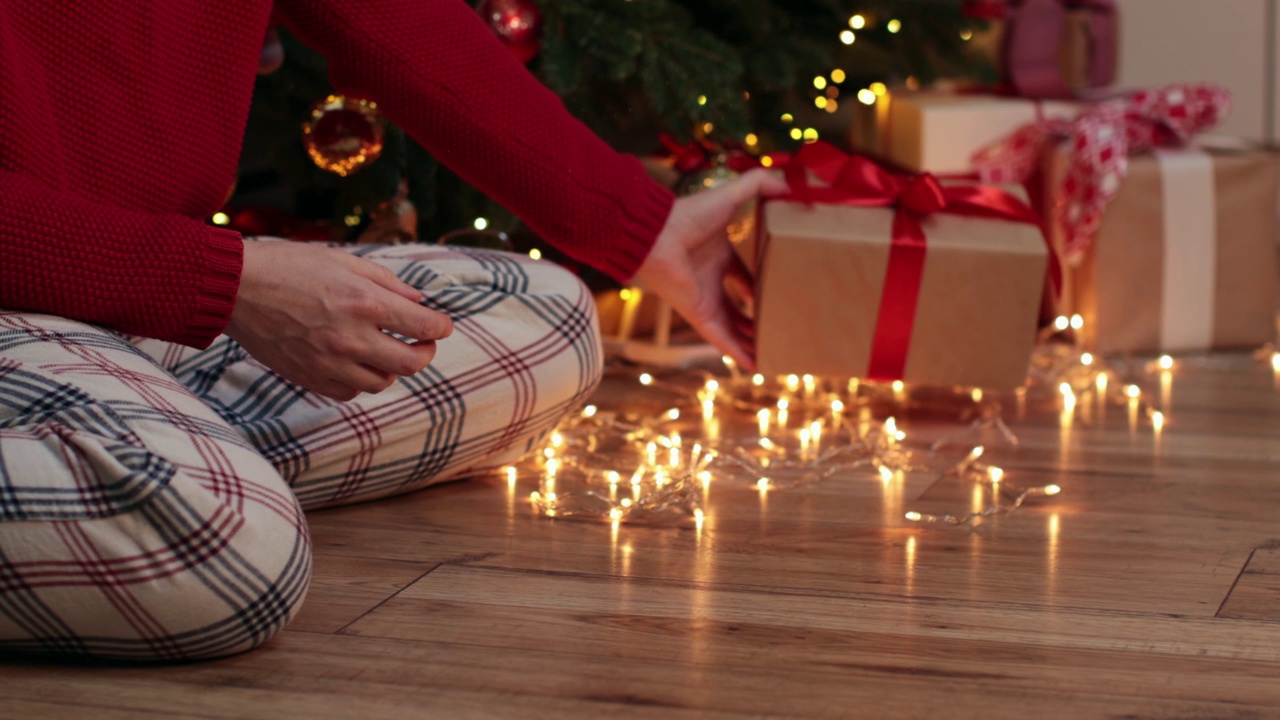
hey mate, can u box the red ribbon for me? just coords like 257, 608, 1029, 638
779, 142, 1051, 381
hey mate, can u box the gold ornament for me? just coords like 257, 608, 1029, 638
302, 95, 385, 176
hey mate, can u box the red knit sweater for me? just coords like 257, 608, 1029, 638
0, 0, 674, 348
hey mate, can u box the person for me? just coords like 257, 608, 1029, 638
0, 0, 785, 661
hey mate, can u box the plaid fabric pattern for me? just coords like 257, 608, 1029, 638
0, 245, 602, 660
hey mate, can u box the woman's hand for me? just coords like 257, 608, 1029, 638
633, 168, 789, 371
226, 240, 453, 401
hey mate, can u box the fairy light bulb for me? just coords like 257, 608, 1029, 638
1271, 352, 1280, 372
666, 408, 680, 421
646, 442, 658, 466
831, 399, 844, 415
757, 408, 771, 436
639, 373, 654, 386
785, 374, 800, 392
1045, 485, 1062, 496
1070, 314, 1084, 330
551, 432, 564, 448
1097, 371, 1110, 394
1125, 384, 1141, 400
892, 380, 905, 393
809, 419, 823, 447
609, 507, 624, 521
884, 416, 898, 438
905, 511, 923, 522
704, 379, 720, 394
802, 374, 817, 394
607, 471, 621, 485
545, 458, 559, 477
752, 374, 765, 386
1053, 316, 1070, 332
1152, 410, 1165, 432
1080, 353, 1094, 367
581, 405, 598, 418
1158, 355, 1174, 371
757, 477, 770, 490
879, 465, 894, 483
1059, 382, 1076, 411
506, 466, 517, 486
988, 466, 1004, 484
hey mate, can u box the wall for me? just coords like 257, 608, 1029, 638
1116, 0, 1272, 141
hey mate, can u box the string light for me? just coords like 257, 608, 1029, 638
886, 19, 902, 33
849, 14, 866, 29
211, 212, 230, 226
1053, 316, 1070, 332
697, 95, 707, 106
858, 89, 877, 105
814, 76, 827, 90
840, 30, 855, 45
1070, 314, 1084, 330
473, 217, 488, 231
528, 248, 543, 260
1158, 355, 1174, 370
831, 69, 846, 83
870, 82, 887, 96
506, 355, 1231, 526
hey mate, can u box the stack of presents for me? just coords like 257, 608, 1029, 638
629, 0, 1280, 392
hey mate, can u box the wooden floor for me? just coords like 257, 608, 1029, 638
5, 355, 1280, 719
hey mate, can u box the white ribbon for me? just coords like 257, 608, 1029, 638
1155, 149, 1217, 352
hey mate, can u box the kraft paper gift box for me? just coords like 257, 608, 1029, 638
746, 146, 1050, 390
878, 91, 1080, 175
1043, 144, 1280, 355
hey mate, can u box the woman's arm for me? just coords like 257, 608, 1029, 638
0, 171, 243, 348
274, 0, 674, 283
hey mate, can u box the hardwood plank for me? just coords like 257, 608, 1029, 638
288, 554, 436, 634
4, 631, 1279, 720
1220, 547, 1280, 622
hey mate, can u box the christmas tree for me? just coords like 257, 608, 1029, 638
229, 0, 992, 253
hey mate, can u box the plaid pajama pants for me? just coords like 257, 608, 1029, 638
0, 244, 601, 661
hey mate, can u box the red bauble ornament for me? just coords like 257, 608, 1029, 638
477, 0, 543, 64
302, 95, 385, 176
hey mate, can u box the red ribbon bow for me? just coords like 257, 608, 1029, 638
971, 83, 1231, 258
780, 142, 1052, 381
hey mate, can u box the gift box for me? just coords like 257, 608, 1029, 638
971, 83, 1275, 355
977, 0, 1119, 99
1044, 144, 1280, 355
749, 143, 1050, 390
878, 91, 1080, 175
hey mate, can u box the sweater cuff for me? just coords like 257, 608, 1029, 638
174, 226, 244, 348
601, 176, 676, 284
